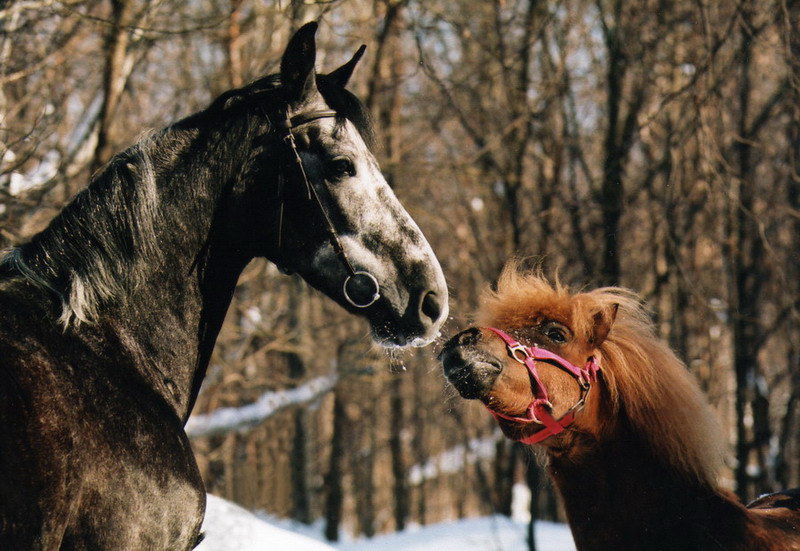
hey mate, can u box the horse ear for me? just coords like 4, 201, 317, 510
327, 44, 367, 88
280, 21, 319, 101
591, 303, 618, 347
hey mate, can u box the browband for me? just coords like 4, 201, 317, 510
284, 109, 339, 129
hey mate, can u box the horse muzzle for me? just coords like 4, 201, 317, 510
369, 287, 448, 347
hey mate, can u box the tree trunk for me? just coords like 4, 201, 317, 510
599, 0, 626, 286
777, 0, 800, 491
729, 1, 768, 501
290, 404, 312, 524
226, 0, 245, 89
493, 440, 517, 516
526, 459, 540, 551
92, 0, 135, 173
389, 375, 409, 531
324, 392, 346, 541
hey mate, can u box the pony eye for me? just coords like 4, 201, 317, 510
542, 323, 569, 344
326, 157, 356, 180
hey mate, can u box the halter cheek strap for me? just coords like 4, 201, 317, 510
485, 327, 600, 445
279, 109, 380, 309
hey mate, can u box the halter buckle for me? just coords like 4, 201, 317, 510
508, 343, 532, 364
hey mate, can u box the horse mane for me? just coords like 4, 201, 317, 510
0, 136, 164, 326
0, 71, 374, 326
481, 265, 726, 488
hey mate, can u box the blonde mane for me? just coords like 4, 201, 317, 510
480, 266, 726, 487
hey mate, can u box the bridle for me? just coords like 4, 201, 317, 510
485, 327, 601, 444
277, 108, 380, 309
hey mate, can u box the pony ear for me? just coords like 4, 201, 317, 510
327, 44, 367, 88
591, 303, 618, 347
280, 21, 319, 102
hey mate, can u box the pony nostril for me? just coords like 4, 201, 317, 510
420, 291, 443, 323
456, 327, 482, 347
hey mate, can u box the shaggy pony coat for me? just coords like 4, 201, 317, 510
442, 265, 800, 551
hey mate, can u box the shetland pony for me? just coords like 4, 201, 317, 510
0, 23, 447, 550
440, 266, 800, 550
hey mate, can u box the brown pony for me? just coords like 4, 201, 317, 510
440, 265, 800, 551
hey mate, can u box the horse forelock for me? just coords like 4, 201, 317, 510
217, 72, 375, 151
316, 74, 375, 151
477, 263, 726, 488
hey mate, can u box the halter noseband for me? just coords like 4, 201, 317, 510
279, 109, 380, 309
485, 327, 600, 444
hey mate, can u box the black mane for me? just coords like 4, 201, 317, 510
0, 136, 166, 325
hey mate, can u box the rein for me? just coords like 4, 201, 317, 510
278, 109, 380, 308
485, 327, 600, 444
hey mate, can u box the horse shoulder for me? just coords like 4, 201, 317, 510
0, 279, 80, 548
0, 279, 205, 550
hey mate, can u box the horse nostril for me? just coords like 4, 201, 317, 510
420, 291, 443, 323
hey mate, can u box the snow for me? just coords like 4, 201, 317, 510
408, 435, 501, 485
198, 495, 334, 551
7, 150, 59, 196
185, 373, 338, 438
199, 494, 577, 551
188, 377, 575, 550
335, 517, 575, 551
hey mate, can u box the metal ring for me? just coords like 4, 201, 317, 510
509, 344, 531, 364
343, 271, 380, 308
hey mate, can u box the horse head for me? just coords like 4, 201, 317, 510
222, 22, 448, 347
439, 267, 617, 445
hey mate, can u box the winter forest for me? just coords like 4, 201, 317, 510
2, 0, 799, 546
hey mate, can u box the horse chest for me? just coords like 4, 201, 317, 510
64, 465, 205, 550
1, 339, 206, 550
60, 397, 207, 550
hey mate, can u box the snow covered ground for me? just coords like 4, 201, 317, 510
198, 494, 576, 551
197, 495, 333, 551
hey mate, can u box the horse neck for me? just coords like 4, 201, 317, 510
70, 120, 259, 421
547, 422, 763, 550
98, 240, 249, 424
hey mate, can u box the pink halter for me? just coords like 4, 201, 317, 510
485, 327, 600, 444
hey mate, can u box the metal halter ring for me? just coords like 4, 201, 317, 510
343, 271, 380, 308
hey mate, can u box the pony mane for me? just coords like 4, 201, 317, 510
588, 286, 726, 487
480, 265, 726, 487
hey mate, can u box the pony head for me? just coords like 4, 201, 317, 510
440, 263, 724, 485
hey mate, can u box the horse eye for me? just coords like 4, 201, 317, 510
326, 157, 356, 180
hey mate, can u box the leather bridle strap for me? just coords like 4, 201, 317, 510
485, 327, 600, 445
287, 109, 338, 127
279, 109, 380, 308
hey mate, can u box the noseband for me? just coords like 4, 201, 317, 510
278, 109, 380, 308
485, 327, 600, 444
